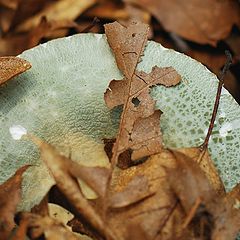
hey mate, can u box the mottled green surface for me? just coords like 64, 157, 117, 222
0, 34, 240, 209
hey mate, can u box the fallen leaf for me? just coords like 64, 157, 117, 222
0, 165, 30, 240
31, 193, 49, 217
73, 151, 185, 240
17, 212, 81, 240
0, 17, 82, 56
0, 0, 18, 10
126, 223, 149, 240
9, 0, 49, 31
85, 1, 129, 21
123, 3, 153, 38
68, 217, 98, 240
177, 147, 225, 195
167, 149, 240, 240
11, 218, 29, 240
0, 57, 31, 85
30, 136, 116, 240
0, 7, 15, 32
227, 184, 240, 202
69, 162, 110, 198
108, 175, 154, 208
104, 21, 181, 168
167, 150, 214, 212
126, 0, 240, 45
15, 0, 96, 33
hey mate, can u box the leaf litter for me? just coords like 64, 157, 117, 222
0, 56, 31, 85
0, 20, 240, 240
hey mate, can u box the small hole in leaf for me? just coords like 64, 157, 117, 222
132, 33, 136, 37
132, 97, 140, 107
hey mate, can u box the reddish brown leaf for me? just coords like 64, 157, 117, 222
167, 150, 240, 240
30, 136, 116, 240
167, 150, 214, 212
104, 21, 181, 168
0, 57, 31, 86
108, 175, 154, 208
11, 218, 29, 240
227, 184, 240, 202
0, 0, 18, 10
10, 0, 49, 31
15, 0, 96, 33
0, 165, 30, 240
69, 162, 110, 198
0, 17, 82, 56
126, 0, 240, 45
31, 193, 49, 217
104, 150, 183, 240
177, 147, 225, 195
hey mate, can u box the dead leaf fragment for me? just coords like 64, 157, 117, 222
167, 150, 240, 240
167, 150, 213, 212
17, 212, 81, 240
0, 57, 31, 86
177, 147, 225, 195
108, 175, 154, 208
31, 136, 116, 240
126, 0, 240, 45
16, 0, 96, 32
104, 21, 181, 168
0, 165, 30, 240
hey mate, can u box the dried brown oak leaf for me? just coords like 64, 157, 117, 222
71, 150, 184, 240
30, 136, 116, 240
167, 150, 240, 240
104, 21, 181, 168
0, 57, 31, 86
177, 147, 225, 195
68, 149, 234, 240
126, 0, 240, 46
0, 165, 30, 240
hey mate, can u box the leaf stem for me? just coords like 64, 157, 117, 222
200, 50, 232, 151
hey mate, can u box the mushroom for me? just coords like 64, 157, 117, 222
0, 33, 240, 210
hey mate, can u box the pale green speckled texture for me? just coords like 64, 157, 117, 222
0, 33, 240, 210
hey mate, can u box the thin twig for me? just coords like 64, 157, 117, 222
80, 17, 100, 33
182, 197, 202, 229
154, 200, 179, 239
200, 50, 232, 151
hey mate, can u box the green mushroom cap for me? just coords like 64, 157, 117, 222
0, 33, 240, 209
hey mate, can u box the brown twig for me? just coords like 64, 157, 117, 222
80, 17, 100, 33
182, 197, 202, 229
154, 200, 179, 239
200, 50, 232, 151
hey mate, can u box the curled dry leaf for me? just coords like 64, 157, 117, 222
9, 0, 48, 32
99, 151, 183, 240
167, 150, 240, 240
177, 147, 225, 195
227, 184, 240, 202
0, 165, 30, 240
15, 0, 96, 33
69, 162, 110, 198
0, 0, 18, 10
126, 0, 240, 45
167, 150, 214, 212
30, 136, 116, 240
0, 57, 31, 86
108, 175, 154, 208
0, 17, 83, 56
104, 21, 181, 168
